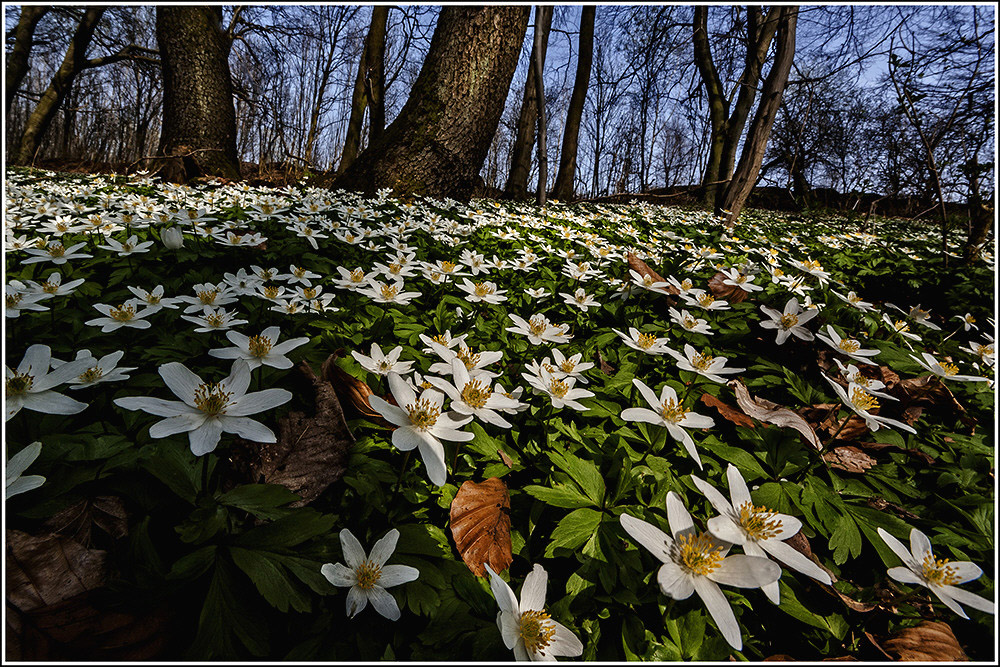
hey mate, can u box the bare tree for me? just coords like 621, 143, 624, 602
339, 6, 390, 173
5, 6, 49, 116
551, 5, 594, 201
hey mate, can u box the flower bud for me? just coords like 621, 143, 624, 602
161, 226, 184, 249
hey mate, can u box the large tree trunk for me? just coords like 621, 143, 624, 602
503, 6, 553, 200
339, 6, 390, 173
551, 6, 595, 201
5, 6, 49, 117
533, 6, 551, 206
694, 6, 780, 208
154, 6, 240, 182
12, 8, 104, 166
719, 6, 798, 225
331, 6, 530, 201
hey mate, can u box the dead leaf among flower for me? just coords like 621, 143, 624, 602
6, 529, 108, 612
322, 351, 392, 428
866, 496, 920, 520
784, 531, 837, 583
817, 410, 871, 442
597, 348, 615, 376
43, 496, 128, 547
231, 360, 354, 506
728, 380, 823, 450
450, 478, 513, 577
625, 252, 671, 289
817, 581, 878, 613
700, 392, 755, 428
889, 375, 975, 428
823, 446, 877, 473
879, 621, 968, 661
497, 449, 514, 468
708, 271, 749, 303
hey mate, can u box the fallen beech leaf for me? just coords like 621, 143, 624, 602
597, 348, 615, 375
626, 252, 670, 288
322, 351, 392, 428
890, 375, 975, 428
881, 621, 968, 661
866, 497, 920, 520
708, 271, 749, 303
232, 361, 354, 506
497, 449, 514, 468
817, 581, 878, 612
729, 380, 823, 449
450, 478, 513, 577
43, 496, 128, 547
6, 529, 108, 612
700, 392, 755, 428
823, 446, 877, 473
857, 440, 935, 465
818, 411, 870, 442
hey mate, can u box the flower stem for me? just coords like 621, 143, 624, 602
389, 450, 412, 509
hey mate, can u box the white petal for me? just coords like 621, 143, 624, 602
368, 529, 400, 568
187, 418, 224, 455
388, 372, 416, 407
346, 586, 368, 617
620, 407, 664, 425
693, 576, 742, 650
417, 435, 448, 486
321, 562, 356, 587
222, 360, 252, 397
519, 563, 547, 612
938, 585, 995, 615
114, 396, 190, 417
484, 564, 519, 615
221, 416, 276, 443
546, 620, 584, 657
340, 529, 367, 569
368, 585, 401, 620
758, 538, 831, 584
619, 513, 672, 562
709, 555, 781, 588
159, 362, 204, 407
226, 388, 292, 416
148, 413, 206, 438
666, 491, 695, 538
707, 516, 746, 545
726, 464, 753, 511
877, 528, 916, 568
887, 566, 923, 585
378, 564, 419, 588
908, 528, 933, 563
657, 562, 695, 599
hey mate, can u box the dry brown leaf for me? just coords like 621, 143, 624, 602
322, 351, 391, 428
819, 411, 871, 442
449, 478, 513, 577
880, 621, 968, 661
729, 380, 823, 449
856, 440, 935, 465
700, 392, 756, 428
817, 581, 878, 612
626, 252, 670, 288
823, 446, 877, 473
43, 496, 128, 546
6, 529, 109, 612
889, 375, 975, 429
866, 497, 920, 520
497, 449, 514, 468
708, 271, 750, 303
232, 361, 354, 506
597, 348, 615, 376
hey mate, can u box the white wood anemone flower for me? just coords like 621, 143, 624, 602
614, 327, 672, 355
877, 527, 995, 619
619, 491, 781, 651
758, 297, 818, 345
6, 441, 45, 499
665, 344, 745, 383
522, 366, 594, 412
427, 359, 520, 428
368, 372, 473, 486
620, 379, 714, 469
6, 344, 90, 421
692, 465, 831, 604
352, 343, 415, 376
114, 360, 292, 456
815, 325, 880, 366
209, 325, 309, 370
484, 563, 584, 661
321, 528, 419, 621
507, 313, 573, 345
822, 375, 916, 434
909, 351, 989, 383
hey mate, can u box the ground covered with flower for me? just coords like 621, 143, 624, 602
4, 168, 995, 661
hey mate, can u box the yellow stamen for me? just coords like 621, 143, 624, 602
938, 361, 959, 377
350, 269, 365, 282
79, 367, 104, 383
548, 378, 570, 398
838, 339, 861, 354
194, 382, 233, 415
263, 285, 281, 299
676, 532, 724, 575
456, 347, 481, 370
559, 360, 577, 373
473, 282, 494, 298
6, 293, 23, 307
197, 289, 219, 304
851, 388, 879, 412
698, 293, 715, 307
354, 559, 382, 589
6, 371, 34, 395
48, 243, 66, 257
660, 398, 688, 423
461, 379, 492, 409
407, 398, 440, 430
248, 335, 273, 358
441, 261, 456, 273
110, 304, 136, 322
738, 502, 783, 540
921, 554, 960, 586
380, 284, 400, 300
528, 316, 548, 337
779, 313, 799, 329
691, 352, 714, 371
636, 333, 658, 350
519, 610, 556, 655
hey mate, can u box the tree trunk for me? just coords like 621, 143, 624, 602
13, 8, 104, 166
551, 6, 595, 201
5, 6, 49, 117
693, 6, 728, 207
339, 6, 390, 173
533, 6, 550, 206
331, 6, 530, 201
154, 6, 240, 182
504, 6, 553, 200
719, 6, 798, 225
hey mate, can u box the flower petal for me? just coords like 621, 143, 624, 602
368, 585, 401, 621
321, 562, 356, 587
484, 564, 519, 615
709, 555, 781, 588
519, 563, 547, 612
619, 513, 671, 563
187, 418, 224, 456
226, 388, 292, 416
657, 562, 695, 600
693, 576, 742, 650
159, 362, 204, 407
368, 529, 400, 568
378, 564, 419, 588
758, 538, 831, 584
666, 491, 695, 538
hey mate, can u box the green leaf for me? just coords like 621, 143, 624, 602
217, 484, 301, 519
229, 546, 313, 613
546, 450, 605, 506
544, 508, 603, 556
523, 483, 597, 508
235, 509, 336, 549
168, 545, 218, 581
829, 513, 863, 565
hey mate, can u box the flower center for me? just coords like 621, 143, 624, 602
6, 293, 22, 307
680, 279, 693, 290
6, 371, 34, 396
853, 374, 871, 387
850, 388, 879, 412
697, 293, 715, 307
350, 269, 365, 282
838, 339, 861, 354
42, 281, 60, 294
441, 261, 456, 273
407, 398, 440, 430
302, 287, 317, 299
804, 260, 822, 271
474, 282, 493, 298
528, 316, 548, 337
559, 360, 576, 373
893, 320, 910, 333
637, 333, 658, 350
642, 275, 655, 287
738, 502, 783, 540
574, 292, 588, 304
79, 367, 104, 383
388, 262, 402, 274
204, 312, 227, 327
938, 361, 959, 376
548, 378, 570, 398
676, 532, 724, 576
293, 267, 306, 278
964, 314, 975, 324
263, 286, 280, 299
683, 316, 698, 330
780, 313, 799, 329
110, 304, 136, 322
461, 379, 492, 409
198, 289, 219, 304
847, 292, 861, 304
48, 243, 66, 257
691, 352, 714, 371
519, 610, 556, 655
194, 382, 233, 415
354, 559, 382, 590
660, 398, 688, 423
380, 284, 399, 300
456, 347, 481, 370
248, 335, 273, 358
921, 554, 960, 586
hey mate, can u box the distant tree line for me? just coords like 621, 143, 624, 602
4, 5, 994, 255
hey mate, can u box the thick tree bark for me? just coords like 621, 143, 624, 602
551, 6, 595, 201
154, 6, 240, 182
5, 6, 49, 117
331, 6, 530, 201
533, 6, 551, 206
694, 6, 780, 208
719, 6, 798, 225
504, 6, 553, 200
13, 8, 104, 165
339, 6, 390, 173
